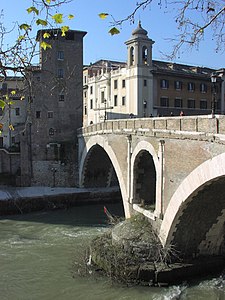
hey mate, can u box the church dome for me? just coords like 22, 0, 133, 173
132, 21, 148, 36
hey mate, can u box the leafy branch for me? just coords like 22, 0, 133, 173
99, 0, 225, 59
0, 0, 74, 77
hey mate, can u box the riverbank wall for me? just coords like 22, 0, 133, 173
0, 186, 122, 215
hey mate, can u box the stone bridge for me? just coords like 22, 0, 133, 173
77, 115, 225, 258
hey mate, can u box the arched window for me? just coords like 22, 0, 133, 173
130, 47, 134, 66
49, 128, 55, 136
142, 46, 148, 65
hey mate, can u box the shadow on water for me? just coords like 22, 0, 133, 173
0, 202, 125, 227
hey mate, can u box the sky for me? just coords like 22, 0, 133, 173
1, 0, 224, 69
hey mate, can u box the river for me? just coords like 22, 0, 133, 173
0, 203, 224, 300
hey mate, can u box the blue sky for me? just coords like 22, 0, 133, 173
1, 0, 224, 69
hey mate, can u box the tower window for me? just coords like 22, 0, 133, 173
144, 79, 147, 87
48, 111, 54, 118
142, 46, 148, 65
130, 46, 134, 66
57, 51, 64, 60
58, 68, 64, 78
49, 128, 54, 136
15, 108, 20, 116
122, 79, 126, 88
122, 96, 126, 106
36, 111, 41, 118
114, 80, 118, 89
59, 94, 65, 101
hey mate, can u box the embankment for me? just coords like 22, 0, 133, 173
0, 186, 122, 215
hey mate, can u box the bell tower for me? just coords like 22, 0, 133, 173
126, 21, 154, 67
125, 22, 155, 117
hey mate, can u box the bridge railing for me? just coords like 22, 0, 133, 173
78, 115, 225, 137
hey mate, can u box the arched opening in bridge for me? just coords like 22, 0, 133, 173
82, 145, 119, 188
133, 150, 156, 210
170, 176, 225, 258
81, 144, 125, 218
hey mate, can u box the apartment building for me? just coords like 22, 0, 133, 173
83, 22, 225, 126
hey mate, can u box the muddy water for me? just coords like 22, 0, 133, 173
0, 203, 224, 300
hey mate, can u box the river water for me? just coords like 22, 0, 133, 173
0, 203, 224, 300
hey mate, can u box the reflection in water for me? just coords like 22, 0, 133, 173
0, 203, 224, 300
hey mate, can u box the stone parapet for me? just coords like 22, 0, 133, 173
78, 115, 225, 143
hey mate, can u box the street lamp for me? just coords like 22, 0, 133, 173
104, 99, 107, 122
211, 73, 217, 117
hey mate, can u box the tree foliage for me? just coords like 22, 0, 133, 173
0, 0, 73, 78
100, 0, 225, 58
0, 0, 74, 133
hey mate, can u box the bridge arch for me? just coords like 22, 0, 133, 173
160, 152, 225, 257
79, 135, 130, 217
131, 141, 161, 216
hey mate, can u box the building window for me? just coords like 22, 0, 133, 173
188, 82, 195, 92
174, 98, 183, 108
200, 100, 207, 109
58, 68, 64, 78
101, 91, 105, 103
90, 86, 93, 94
160, 97, 169, 107
160, 79, 169, 89
200, 83, 207, 93
57, 51, 64, 60
144, 79, 147, 87
15, 108, 20, 116
122, 79, 126, 88
216, 99, 221, 110
187, 99, 195, 108
84, 106, 87, 115
114, 95, 118, 106
90, 99, 93, 109
2, 83, 7, 92
36, 111, 41, 118
59, 94, 65, 101
122, 96, 126, 106
174, 81, 182, 90
49, 128, 54, 136
48, 111, 54, 118
114, 80, 118, 89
